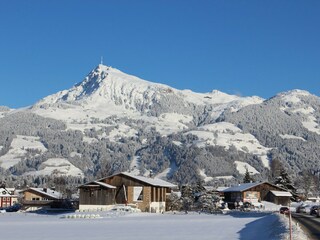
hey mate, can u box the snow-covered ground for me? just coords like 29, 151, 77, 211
0, 210, 308, 240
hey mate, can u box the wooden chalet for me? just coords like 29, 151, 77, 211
79, 172, 177, 212
21, 187, 62, 208
221, 182, 292, 208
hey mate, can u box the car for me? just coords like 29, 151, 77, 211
296, 204, 308, 213
5, 204, 22, 212
310, 205, 319, 216
279, 206, 290, 214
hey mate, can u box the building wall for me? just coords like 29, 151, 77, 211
266, 192, 290, 206
24, 191, 49, 201
79, 187, 115, 206
0, 197, 12, 208
102, 175, 170, 212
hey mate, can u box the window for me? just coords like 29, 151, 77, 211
133, 187, 143, 201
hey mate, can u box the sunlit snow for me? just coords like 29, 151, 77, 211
0, 135, 47, 169
25, 158, 84, 177
234, 161, 259, 175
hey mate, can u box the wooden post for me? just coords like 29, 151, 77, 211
289, 202, 292, 240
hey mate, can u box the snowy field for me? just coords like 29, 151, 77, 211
0, 210, 307, 240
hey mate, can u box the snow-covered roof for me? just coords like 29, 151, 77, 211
222, 182, 264, 192
270, 191, 292, 197
79, 181, 116, 189
216, 187, 229, 192
23, 188, 62, 200
94, 181, 116, 189
107, 172, 177, 188
0, 188, 12, 197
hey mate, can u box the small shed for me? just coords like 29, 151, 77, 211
267, 191, 292, 206
78, 181, 116, 209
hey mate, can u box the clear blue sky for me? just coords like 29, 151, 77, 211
0, 0, 319, 108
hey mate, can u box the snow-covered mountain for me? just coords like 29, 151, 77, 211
32, 64, 263, 134
0, 64, 319, 188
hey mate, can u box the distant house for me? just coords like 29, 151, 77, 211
21, 188, 62, 208
0, 188, 18, 208
221, 182, 292, 208
79, 172, 177, 212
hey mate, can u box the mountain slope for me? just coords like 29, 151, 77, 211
32, 64, 263, 134
0, 64, 318, 190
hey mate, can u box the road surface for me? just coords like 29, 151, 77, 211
291, 213, 320, 239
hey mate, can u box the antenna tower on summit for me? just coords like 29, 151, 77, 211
100, 56, 103, 65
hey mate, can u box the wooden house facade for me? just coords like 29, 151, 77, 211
21, 188, 62, 208
222, 182, 292, 208
79, 172, 177, 212
78, 181, 116, 208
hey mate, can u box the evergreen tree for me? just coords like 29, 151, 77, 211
243, 167, 254, 183
274, 167, 297, 198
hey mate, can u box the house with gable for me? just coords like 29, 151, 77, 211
221, 181, 292, 208
78, 172, 177, 212
0, 187, 18, 208
21, 187, 62, 208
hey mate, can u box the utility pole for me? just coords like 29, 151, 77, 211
289, 201, 292, 240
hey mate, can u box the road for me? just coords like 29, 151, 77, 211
291, 213, 320, 239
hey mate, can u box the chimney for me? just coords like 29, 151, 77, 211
43, 188, 47, 193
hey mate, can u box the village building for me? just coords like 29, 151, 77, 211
21, 187, 62, 209
221, 182, 292, 208
78, 172, 177, 213
0, 188, 18, 208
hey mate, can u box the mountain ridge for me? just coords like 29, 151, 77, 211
0, 64, 319, 192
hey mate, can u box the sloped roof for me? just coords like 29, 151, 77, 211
222, 181, 289, 193
0, 188, 12, 197
222, 182, 263, 192
270, 190, 292, 197
79, 181, 116, 189
107, 172, 177, 188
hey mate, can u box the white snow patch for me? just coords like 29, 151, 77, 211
155, 162, 178, 179
26, 158, 83, 177
70, 152, 82, 158
199, 169, 214, 182
172, 141, 183, 147
156, 113, 193, 136
83, 136, 98, 144
302, 116, 320, 134
0, 135, 47, 169
292, 106, 315, 115
279, 134, 306, 141
234, 161, 259, 175
106, 124, 138, 142
214, 175, 234, 180
187, 122, 271, 168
